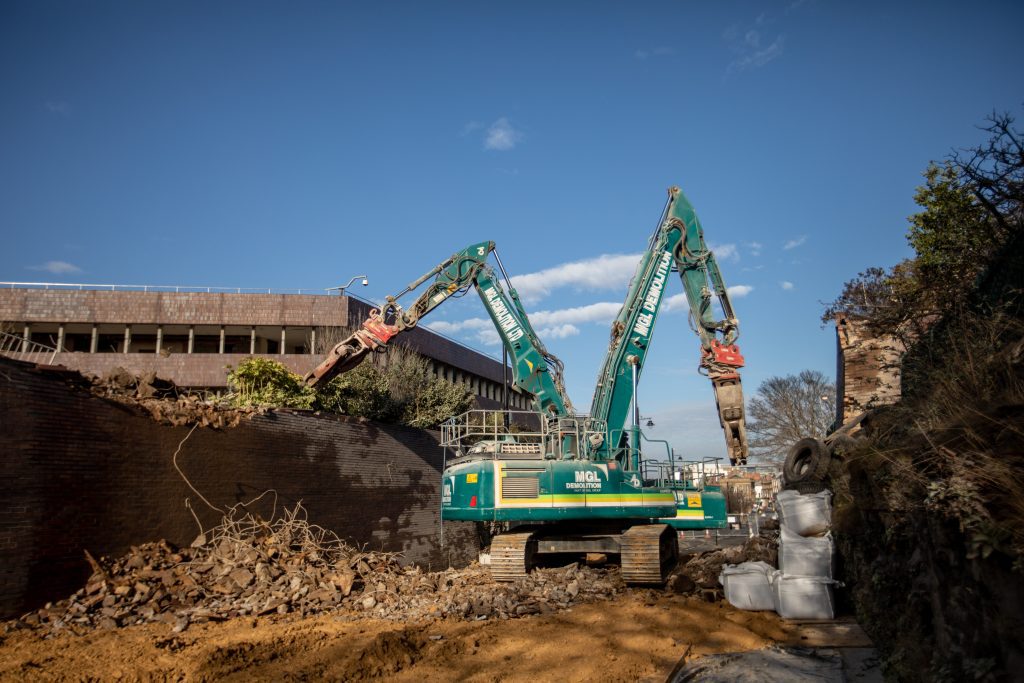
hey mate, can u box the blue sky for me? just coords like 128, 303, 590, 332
2, 1, 1022, 460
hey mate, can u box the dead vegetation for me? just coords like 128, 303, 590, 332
835, 312, 1024, 563
826, 308, 1024, 680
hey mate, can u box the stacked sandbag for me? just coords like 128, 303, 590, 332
719, 561, 775, 611
770, 489, 837, 620
778, 525, 834, 577
772, 574, 836, 620
776, 489, 832, 536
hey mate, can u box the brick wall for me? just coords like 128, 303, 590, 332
0, 357, 478, 619
835, 314, 904, 423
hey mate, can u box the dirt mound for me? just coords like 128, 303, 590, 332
356, 629, 426, 678
0, 595, 793, 682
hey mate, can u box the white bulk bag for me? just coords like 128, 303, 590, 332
719, 561, 776, 611
779, 525, 834, 578
776, 489, 832, 536
772, 573, 836, 620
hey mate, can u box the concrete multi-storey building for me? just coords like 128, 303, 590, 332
0, 283, 527, 408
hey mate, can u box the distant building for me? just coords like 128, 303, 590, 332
0, 283, 526, 408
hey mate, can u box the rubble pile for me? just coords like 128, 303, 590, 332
675, 533, 779, 592
12, 505, 624, 636
89, 367, 260, 428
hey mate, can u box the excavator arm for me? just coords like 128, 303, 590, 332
590, 186, 748, 465
304, 241, 573, 417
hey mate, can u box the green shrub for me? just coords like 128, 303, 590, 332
226, 357, 315, 409
226, 348, 473, 429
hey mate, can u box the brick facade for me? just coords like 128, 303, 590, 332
834, 314, 904, 424
0, 356, 479, 619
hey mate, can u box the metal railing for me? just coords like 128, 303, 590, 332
0, 331, 58, 366
0, 281, 331, 295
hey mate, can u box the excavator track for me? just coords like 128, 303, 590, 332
620, 524, 678, 585
489, 532, 536, 582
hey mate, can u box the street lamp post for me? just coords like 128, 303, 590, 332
326, 275, 369, 297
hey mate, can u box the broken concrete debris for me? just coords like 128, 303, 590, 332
16, 542, 622, 636
89, 367, 260, 428
11, 520, 778, 636
675, 533, 779, 595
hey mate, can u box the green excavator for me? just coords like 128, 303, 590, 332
306, 186, 747, 583
590, 185, 747, 531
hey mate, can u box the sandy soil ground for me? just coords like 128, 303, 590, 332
0, 591, 796, 682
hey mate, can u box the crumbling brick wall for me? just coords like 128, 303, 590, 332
835, 314, 904, 424
0, 357, 477, 619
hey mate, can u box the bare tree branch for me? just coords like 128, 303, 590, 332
747, 370, 835, 464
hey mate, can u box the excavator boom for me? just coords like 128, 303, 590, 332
590, 186, 748, 465
304, 241, 572, 417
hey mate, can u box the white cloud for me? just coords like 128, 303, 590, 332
484, 118, 524, 151
728, 35, 785, 72
28, 260, 82, 275
635, 46, 675, 60
724, 16, 785, 74
745, 241, 763, 257
425, 302, 621, 342
45, 101, 70, 115
664, 293, 689, 312
475, 329, 502, 346
783, 235, 807, 250
664, 284, 752, 311
710, 243, 739, 262
780, 281, 794, 290
528, 302, 622, 327
460, 121, 483, 136
510, 253, 641, 301
426, 318, 502, 346
537, 324, 580, 339
424, 318, 491, 335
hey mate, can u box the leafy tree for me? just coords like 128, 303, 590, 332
315, 347, 473, 427
226, 357, 315, 409
820, 261, 921, 342
228, 347, 472, 429
908, 163, 990, 285
824, 110, 1023, 337
314, 362, 397, 421
402, 378, 474, 429
746, 370, 836, 464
